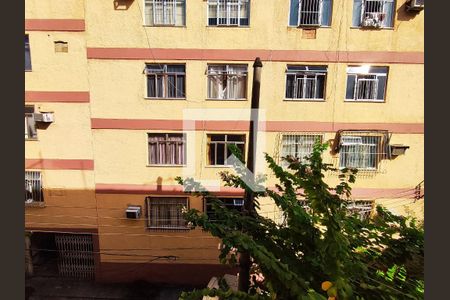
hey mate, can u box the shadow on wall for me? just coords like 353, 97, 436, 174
114, 0, 134, 11
396, 2, 422, 22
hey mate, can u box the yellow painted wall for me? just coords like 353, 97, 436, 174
25, 0, 85, 19
85, 0, 423, 52
96, 194, 221, 264
25, 0, 424, 270
25, 103, 94, 159
25, 170, 97, 228
25, 32, 89, 91
88, 59, 423, 124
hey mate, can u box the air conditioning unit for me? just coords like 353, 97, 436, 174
406, 0, 424, 11
126, 206, 141, 219
390, 144, 410, 156
361, 16, 382, 28
34, 112, 54, 123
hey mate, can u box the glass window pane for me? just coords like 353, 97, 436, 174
216, 143, 225, 165
286, 75, 295, 98
176, 75, 185, 98
147, 75, 156, 97
316, 75, 325, 99
346, 75, 356, 99
376, 76, 387, 100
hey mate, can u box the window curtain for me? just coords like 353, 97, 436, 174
227, 66, 246, 99
148, 135, 166, 164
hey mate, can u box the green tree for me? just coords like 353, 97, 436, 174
177, 142, 424, 300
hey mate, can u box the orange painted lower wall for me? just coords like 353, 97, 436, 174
96, 262, 238, 286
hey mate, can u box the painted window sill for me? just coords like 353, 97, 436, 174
344, 99, 385, 103
205, 98, 248, 102
144, 97, 186, 101
283, 98, 326, 102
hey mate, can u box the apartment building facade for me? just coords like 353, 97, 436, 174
25, 0, 424, 285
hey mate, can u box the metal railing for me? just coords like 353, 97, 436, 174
25, 171, 43, 203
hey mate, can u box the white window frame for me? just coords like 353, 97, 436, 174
147, 132, 186, 166
146, 197, 189, 230
207, 0, 250, 27
360, 0, 395, 28
25, 106, 37, 140
205, 197, 244, 220
285, 66, 327, 101
145, 64, 186, 99
297, 0, 324, 26
25, 171, 43, 203
207, 134, 246, 166
143, 0, 185, 26
345, 66, 388, 102
207, 64, 248, 100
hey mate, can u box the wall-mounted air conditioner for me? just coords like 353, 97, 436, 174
126, 206, 141, 219
406, 0, 424, 12
34, 112, 54, 123
390, 144, 410, 156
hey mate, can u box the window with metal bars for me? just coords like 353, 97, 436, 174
207, 134, 245, 166
25, 35, 32, 71
25, 171, 43, 203
289, 0, 332, 27
146, 64, 185, 99
338, 132, 387, 171
146, 197, 188, 229
281, 134, 323, 166
352, 0, 395, 28
285, 66, 327, 100
25, 106, 37, 140
207, 65, 247, 100
207, 0, 250, 26
148, 133, 186, 165
144, 0, 186, 26
298, 198, 374, 220
345, 66, 388, 102
205, 197, 244, 221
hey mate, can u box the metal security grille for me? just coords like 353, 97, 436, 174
205, 197, 244, 221
360, 0, 395, 27
338, 132, 388, 171
25, 171, 43, 203
144, 0, 185, 26
281, 134, 323, 166
208, 0, 249, 26
55, 234, 95, 279
346, 200, 375, 220
298, 199, 374, 220
298, 0, 322, 26
146, 197, 188, 229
